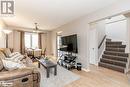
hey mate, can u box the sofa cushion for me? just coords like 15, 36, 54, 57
0, 51, 5, 71
0, 59, 3, 71
1, 48, 11, 57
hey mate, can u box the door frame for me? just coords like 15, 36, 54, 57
89, 23, 98, 66
56, 34, 62, 58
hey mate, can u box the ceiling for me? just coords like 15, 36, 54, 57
2, 0, 119, 30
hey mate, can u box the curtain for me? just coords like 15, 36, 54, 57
38, 33, 42, 49
20, 31, 25, 54
41, 33, 47, 50
39, 32, 51, 55
7, 31, 14, 49
12, 31, 21, 52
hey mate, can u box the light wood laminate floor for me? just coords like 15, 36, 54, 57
65, 65, 130, 87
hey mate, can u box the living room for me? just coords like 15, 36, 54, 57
0, 0, 130, 87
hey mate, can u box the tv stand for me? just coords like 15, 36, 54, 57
57, 52, 77, 70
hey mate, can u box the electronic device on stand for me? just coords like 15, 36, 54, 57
57, 34, 79, 70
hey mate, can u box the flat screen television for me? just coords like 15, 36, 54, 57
60, 34, 78, 53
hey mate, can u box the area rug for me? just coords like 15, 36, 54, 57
40, 65, 80, 87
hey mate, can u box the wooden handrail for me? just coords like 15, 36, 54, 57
98, 35, 107, 49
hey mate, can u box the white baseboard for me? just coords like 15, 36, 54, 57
82, 68, 90, 72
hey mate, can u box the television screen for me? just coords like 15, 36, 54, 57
60, 34, 78, 53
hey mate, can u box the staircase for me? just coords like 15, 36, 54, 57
99, 39, 129, 73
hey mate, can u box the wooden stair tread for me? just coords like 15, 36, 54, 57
99, 62, 124, 69
104, 51, 128, 57
105, 48, 125, 52
106, 45, 126, 48
104, 51, 125, 53
101, 58, 126, 64
102, 54, 128, 62
99, 62, 125, 73
103, 54, 128, 59
100, 58, 126, 67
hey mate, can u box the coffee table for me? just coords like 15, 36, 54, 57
37, 58, 57, 78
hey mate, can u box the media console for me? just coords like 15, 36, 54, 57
57, 54, 77, 70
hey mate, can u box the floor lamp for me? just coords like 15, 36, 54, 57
3, 30, 12, 48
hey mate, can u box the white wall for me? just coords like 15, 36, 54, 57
89, 20, 105, 65
89, 25, 97, 65
0, 20, 6, 48
97, 20, 106, 58
52, 20, 105, 67
106, 20, 127, 43
97, 20, 106, 46
89, 20, 106, 47
52, 20, 89, 68
51, 0, 130, 69
0, 31, 6, 48
126, 16, 130, 53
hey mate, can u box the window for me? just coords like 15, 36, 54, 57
32, 34, 38, 49
25, 33, 31, 48
25, 32, 38, 49
57, 35, 62, 58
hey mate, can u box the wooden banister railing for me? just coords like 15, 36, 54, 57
98, 35, 107, 49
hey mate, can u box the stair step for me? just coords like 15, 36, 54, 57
106, 44, 126, 48
100, 58, 126, 67
99, 62, 125, 73
102, 54, 128, 62
104, 51, 128, 57
106, 45, 126, 48
106, 42, 122, 45
106, 48, 125, 52
106, 39, 111, 42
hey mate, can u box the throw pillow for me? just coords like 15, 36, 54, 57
2, 48, 12, 57
0, 58, 3, 71
7, 52, 24, 62
11, 54, 24, 62
0, 51, 6, 59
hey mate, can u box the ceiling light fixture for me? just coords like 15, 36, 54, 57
33, 23, 40, 33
